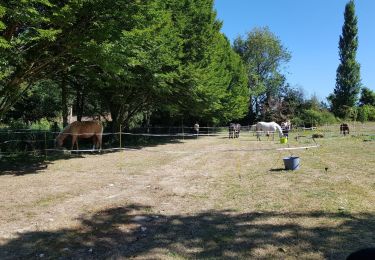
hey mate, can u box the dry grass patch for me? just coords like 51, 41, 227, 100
0, 123, 374, 259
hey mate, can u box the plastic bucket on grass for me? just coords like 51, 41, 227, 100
283, 156, 300, 170
280, 137, 288, 144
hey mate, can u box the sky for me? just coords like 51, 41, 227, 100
214, 0, 375, 101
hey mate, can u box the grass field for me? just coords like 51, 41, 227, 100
0, 123, 374, 259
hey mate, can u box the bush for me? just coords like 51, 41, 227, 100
358, 105, 375, 122
30, 118, 54, 131
7, 119, 28, 130
294, 109, 338, 127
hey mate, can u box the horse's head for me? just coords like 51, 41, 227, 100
55, 134, 64, 148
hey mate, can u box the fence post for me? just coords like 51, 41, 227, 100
119, 124, 122, 149
181, 119, 184, 140
44, 131, 47, 159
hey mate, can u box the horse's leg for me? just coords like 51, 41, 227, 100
71, 135, 76, 150
92, 136, 97, 150
74, 136, 79, 150
98, 133, 103, 151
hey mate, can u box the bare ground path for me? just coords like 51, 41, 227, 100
0, 128, 374, 259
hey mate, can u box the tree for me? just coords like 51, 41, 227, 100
279, 84, 305, 120
149, 0, 248, 126
233, 27, 291, 122
329, 0, 361, 117
5, 80, 61, 123
1, 0, 249, 129
188, 33, 248, 124
0, 0, 63, 119
359, 87, 375, 106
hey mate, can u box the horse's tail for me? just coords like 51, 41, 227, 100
98, 123, 104, 150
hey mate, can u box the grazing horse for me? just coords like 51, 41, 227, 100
56, 121, 103, 150
340, 123, 350, 136
229, 123, 241, 138
256, 121, 283, 141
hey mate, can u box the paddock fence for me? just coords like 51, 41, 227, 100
0, 123, 374, 157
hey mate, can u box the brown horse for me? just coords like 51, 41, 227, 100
56, 121, 103, 150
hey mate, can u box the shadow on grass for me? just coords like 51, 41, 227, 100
0, 152, 87, 176
269, 168, 287, 172
1, 204, 374, 259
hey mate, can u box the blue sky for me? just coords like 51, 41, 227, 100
214, 0, 375, 101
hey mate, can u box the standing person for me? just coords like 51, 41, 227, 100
194, 122, 199, 138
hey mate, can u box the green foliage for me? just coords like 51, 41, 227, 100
1, 0, 248, 127
279, 84, 305, 119
357, 105, 375, 122
233, 27, 291, 122
5, 80, 61, 122
189, 33, 248, 124
294, 109, 337, 127
7, 119, 28, 130
330, 0, 361, 117
359, 87, 375, 106
30, 118, 53, 130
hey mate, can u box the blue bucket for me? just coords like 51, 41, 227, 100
283, 156, 300, 170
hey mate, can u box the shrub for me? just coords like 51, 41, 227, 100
358, 105, 375, 122
30, 118, 53, 130
7, 119, 28, 130
295, 109, 337, 127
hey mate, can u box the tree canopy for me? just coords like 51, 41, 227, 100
233, 27, 291, 122
0, 0, 248, 128
329, 0, 361, 118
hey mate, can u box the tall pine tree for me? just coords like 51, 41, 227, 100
330, 0, 361, 118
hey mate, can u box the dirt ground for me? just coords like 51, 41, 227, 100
0, 124, 374, 259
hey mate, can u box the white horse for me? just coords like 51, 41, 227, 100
256, 122, 284, 141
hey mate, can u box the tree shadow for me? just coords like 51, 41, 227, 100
0, 153, 85, 176
0, 134, 187, 175
1, 204, 374, 259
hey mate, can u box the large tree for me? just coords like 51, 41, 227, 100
2, 0, 248, 129
329, 0, 361, 117
233, 27, 291, 123
359, 87, 375, 106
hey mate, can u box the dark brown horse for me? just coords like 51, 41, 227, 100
340, 123, 350, 136
56, 121, 103, 150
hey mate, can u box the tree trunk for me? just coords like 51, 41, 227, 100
61, 79, 69, 127
247, 96, 256, 124
76, 86, 84, 121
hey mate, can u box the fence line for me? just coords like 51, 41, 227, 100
1, 126, 374, 156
